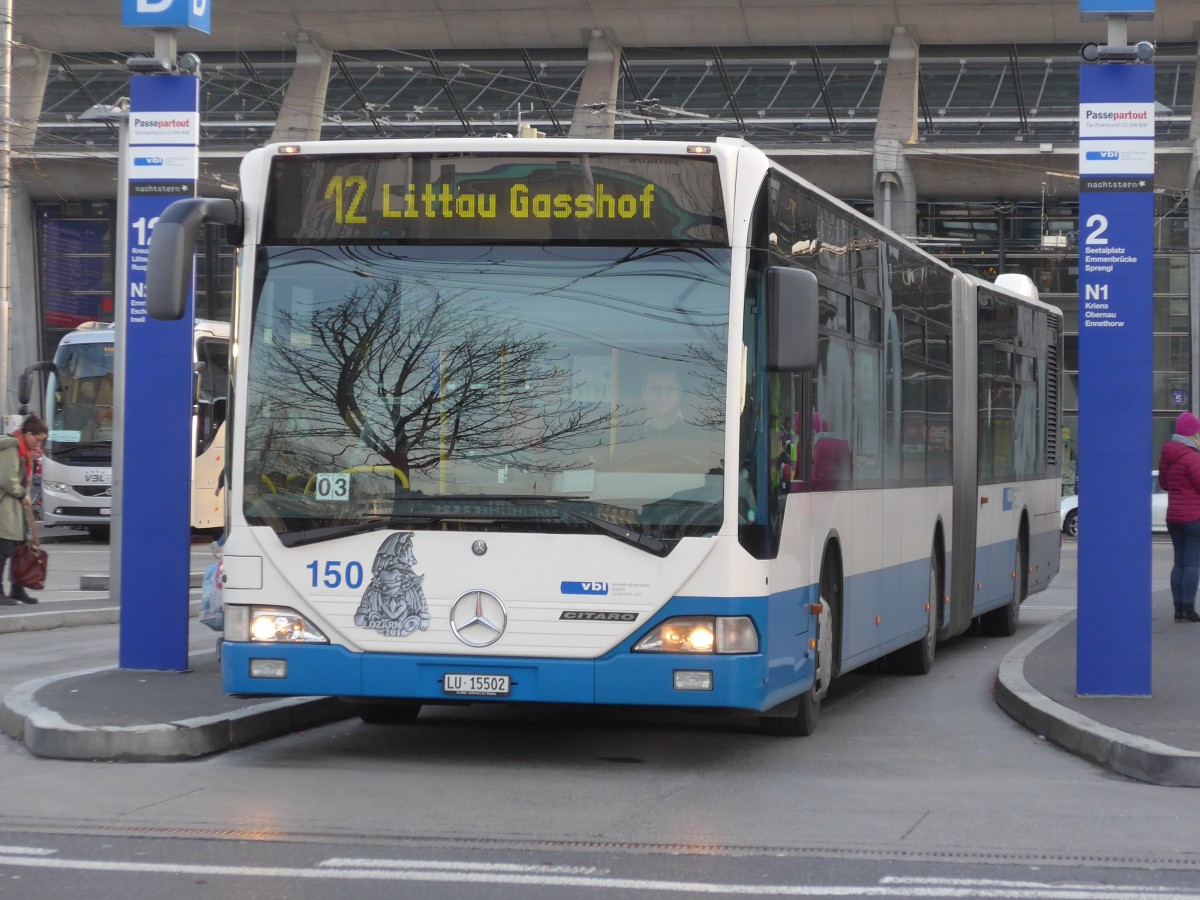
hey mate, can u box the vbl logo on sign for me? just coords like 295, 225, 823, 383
122, 0, 210, 33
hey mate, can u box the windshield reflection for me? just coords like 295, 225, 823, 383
244, 245, 731, 548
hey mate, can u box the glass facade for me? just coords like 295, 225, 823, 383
32, 44, 1195, 152
35, 203, 115, 359
26, 41, 1198, 485
34, 202, 232, 361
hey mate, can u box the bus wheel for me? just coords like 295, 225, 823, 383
351, 702, 422, 725
759, 557, 837, 737
981, 538, 1025, 637
892, 550, 940, 675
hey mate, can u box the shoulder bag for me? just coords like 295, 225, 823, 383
12, 504, 47, 590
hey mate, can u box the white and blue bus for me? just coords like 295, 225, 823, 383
147, 137, 1060, 735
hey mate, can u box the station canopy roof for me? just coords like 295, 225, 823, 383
37, 43, 1195, 154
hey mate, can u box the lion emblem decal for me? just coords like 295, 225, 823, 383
353, 532, 431, 637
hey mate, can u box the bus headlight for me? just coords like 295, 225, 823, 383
633, 616, 759, 654
224, 605, 328, 643
41, 481, 70, 494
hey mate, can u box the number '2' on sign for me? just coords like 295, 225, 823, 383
315, 473, 350, 501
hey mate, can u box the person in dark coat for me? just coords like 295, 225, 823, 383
0, 414, 48, 605
1158, 411, 1200, 622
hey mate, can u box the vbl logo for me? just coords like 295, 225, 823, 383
561, 581, 609, 595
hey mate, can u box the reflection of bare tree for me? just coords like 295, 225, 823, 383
685, 328, 727, 433
250, 278, 615, 485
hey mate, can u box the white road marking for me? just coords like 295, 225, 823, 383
884, 878, 1190, 894
0, 846, 55, 856
321, 857, 599, 874
0, 854, 1195, 897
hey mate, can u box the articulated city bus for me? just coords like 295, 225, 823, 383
21, 319, 230, 537
147, 137, 1060, 735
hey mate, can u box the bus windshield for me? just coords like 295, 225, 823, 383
46, 340, 114, 462
243, 244, 731, 548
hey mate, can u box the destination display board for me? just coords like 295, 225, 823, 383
263, 152, 727, 245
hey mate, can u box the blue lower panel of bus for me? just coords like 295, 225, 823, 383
221, 593, 814, 712
223, 642, 782, 710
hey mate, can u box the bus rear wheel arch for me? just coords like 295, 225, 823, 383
981, 517, 1028, 638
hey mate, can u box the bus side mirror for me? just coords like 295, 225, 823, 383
17, 361, 55, 416
148, 198, 241, 321
766, 266, 819, 372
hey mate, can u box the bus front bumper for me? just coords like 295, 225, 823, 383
221, 641, 795, 713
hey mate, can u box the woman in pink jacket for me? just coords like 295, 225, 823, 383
1158, 411, 1200, 622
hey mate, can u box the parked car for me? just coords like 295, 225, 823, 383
1059, 472, 1168, 537
1060, 493, 1078, 537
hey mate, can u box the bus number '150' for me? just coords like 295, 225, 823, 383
306, 560, 365, 589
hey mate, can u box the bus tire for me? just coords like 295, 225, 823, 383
981, 536, 1025, 637
351, 702, 422, 725
759, 550, 839, 737
891, 547, 941, 675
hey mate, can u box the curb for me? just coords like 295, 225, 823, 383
0, 660, 351, 762
994, 614, 1200, 788
0, 599, 201, 635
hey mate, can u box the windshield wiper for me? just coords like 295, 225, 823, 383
279, 514, 440, 547
278, 506, 607, 548
506, 498, 667, 555
277, 499, 667, 554
47, 442, 110, 458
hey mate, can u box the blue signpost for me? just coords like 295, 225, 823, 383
117, 1, 210, 670
1076, 29, 1155, 694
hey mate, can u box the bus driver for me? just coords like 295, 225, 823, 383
616, 367, 711, 473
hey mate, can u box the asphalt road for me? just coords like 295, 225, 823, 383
1, 539, 1198, 900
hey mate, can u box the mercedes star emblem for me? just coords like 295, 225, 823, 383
449, 590, 507, 647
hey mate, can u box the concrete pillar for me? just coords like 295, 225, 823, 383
568, 29, 620, 139
10, 42, 51, 151
874, 139, 918, 237
873, 26, 920, 236
271, 32, 333, 144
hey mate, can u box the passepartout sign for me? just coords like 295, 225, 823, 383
1079, 103, 1155, 137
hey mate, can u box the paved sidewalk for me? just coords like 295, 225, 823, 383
0, 655, 348, 761
996, 598, 1200, 787
0, 532, 350, 760
0, 530, 208, 634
